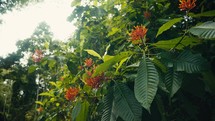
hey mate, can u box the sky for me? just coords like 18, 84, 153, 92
0, 0, 76, 57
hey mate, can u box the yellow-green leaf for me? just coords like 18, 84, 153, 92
93, 51, 134, 77
156, 18, 183, 37
28, 65, 37, 74
84, 49, 102, 59
39, 92, 54, 97
35, 101, 44, 106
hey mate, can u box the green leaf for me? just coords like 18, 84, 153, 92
134, 57, 159, 112
71, 0, 81, 7
108, 27, 120, 37
114, 83, 142, 121
164, 68, 182, 98
76, 101, 90, 121
35, 101, 44, 106
156, 18, 183, 37
101, 87, 117, 121
151, 58, 167, 73
72, 102, 82, 121
84, 49, 102, 59
67, 60, 78, 74
39, 92, 54, 97
115, 57, 129, 74
189, 21, 215, 39
28, 65, 37, 74
49, 81, 57, 87
152, 36, 201, 50
93, 51, 134, 77
202, 71, 215, 94
175, 50, 207, 73
190, 10, 215, 18
48, 59, 56, 69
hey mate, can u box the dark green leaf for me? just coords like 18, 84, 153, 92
134, 57, 159, 112
76, 101, 90, 121
189, 21, 215, 39
72, 102, 82, 121
101, 87, 117, 121
175, 50, 207, 73
114, 83, 142, 121
165, 68, 182, 98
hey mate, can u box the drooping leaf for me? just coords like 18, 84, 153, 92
175, 50, 207, 73
134, 57, 159, 112
72, 102, 82, 121
114, 83, 142, 121
164, 68, 183, 98
101, 87, 117, 121
152, 36, 201, 50
190, 10, 215, 18
39, 92, 54, 97
35, 101, 44, 106
189, 21, 215, 39
156, 18, 183, 37
84, 49, 102, 59
93, 51, 134, 77
76, 101, 90, 121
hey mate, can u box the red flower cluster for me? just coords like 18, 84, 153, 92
37, 106, 43, 113
129, 25, 148, 45
84, 58, 93, 67
32, 49, 43, 62
144, 11, 151, 20
65, 87, 79, 101
179, 0, 196, 11
85, 70, 104, 89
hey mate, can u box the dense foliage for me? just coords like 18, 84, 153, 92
1, 0, 215, 121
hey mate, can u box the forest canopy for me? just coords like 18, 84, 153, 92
0, 0, 215, 121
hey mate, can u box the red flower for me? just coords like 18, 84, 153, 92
129, 25, 148, 45
179, 0, 196, 11
37, 106, 43, 112
85, 74, 104, 89
65, 87, 79, 101
32, 49, 43, 62
84, 58, 93, 67
144, 11, 151, 20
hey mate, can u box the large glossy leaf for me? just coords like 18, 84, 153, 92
76, 101, 90, 121
72, 102, 82, 121
189, 21, 215, 39
156, 18, 183, 37
152, 36, 201, 50
101, 87, 117, 121
134, 57, 159, 112
93, 51, 134, 77
165, 68, 182, 98
175, 50, 207, 73
114, 83, 142, 121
